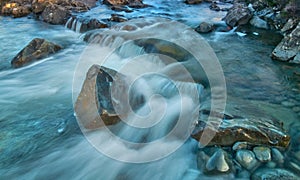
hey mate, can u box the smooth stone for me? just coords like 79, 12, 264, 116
232, 141, 248, 151
271, 148, 284, 164
206, 149, 230, 172
253, 146, 271, 162
236, 150, 259, 170
266, 161, 277, 168
252, 168, 298, 180
195, 22, 214, 33
250, 16, 269, 29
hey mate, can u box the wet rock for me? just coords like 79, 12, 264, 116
250, 16, 269, 29
232, 141, 248, 151
185, 0, 202, 5
11, 38, 62, 68
80, 18, 108, 33
271, 148, 284, 164
253, 146, 271, 162
272, 22, 300, 63
192, 116, 290, 148
1, 3, 31, 18
236, 150, 259, 170
110, 14, 128, 22
41, 4, 70, 25
197, 151, 210, 171
195, 22, 214, 33
252, 168, 298, 180
206, 149, 230, 172
281, 18, 299, 34
75, 65, 123, 129
209, 2, 220, 11
103, 0, 147, 8
223, 3, 253, 27
111, 5, 133, 12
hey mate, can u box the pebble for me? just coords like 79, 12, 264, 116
232, 142, 248, 151
252, 168, 298, 180
206, 149, 230, 172
271, 148, 284, 164
253, 146, 271, 162
236, 150, 259, 170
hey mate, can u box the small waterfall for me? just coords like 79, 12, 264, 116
65, 17, 82, 33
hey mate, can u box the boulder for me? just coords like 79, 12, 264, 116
250, 16, 269, 29
80, 18, 108, 32
1, 3, 31, 18
103, 0, 147, 8
192, 110, 290, 148
271, 22, 300, 63
223, 3, 253, 27
11, 38, 62, 68
41, 4, 70, 25
195, 22, 214, 33
185, 0, 202, 5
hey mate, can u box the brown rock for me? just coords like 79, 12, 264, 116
11, 38, 62, 68
41, 4, 70, 24
103, 0, 147, 8
195, 22, 214, 33
1, 3, 31, 17
223, 3, 253, 27
185, 0, 202, 4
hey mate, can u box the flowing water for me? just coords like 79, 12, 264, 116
1, 1, 300, 179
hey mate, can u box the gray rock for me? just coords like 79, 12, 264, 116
253, 146, 271, 162
250, 16, 269, 29
232, 141, 248, 151
11, 38, 62, 68
252, 168, 298, 180
195, 22, 214, 33
41, 4, 70, 25
206, 149, 230, 172
236, 150, 259, 170
271, 148, 284, 164
223, 3, 253, 27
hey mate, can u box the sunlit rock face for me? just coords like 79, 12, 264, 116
11, 38, 62, 68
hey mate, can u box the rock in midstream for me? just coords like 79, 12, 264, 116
253, 146, 271, 162
236, 149, 259, 170
205, 149, 230, 172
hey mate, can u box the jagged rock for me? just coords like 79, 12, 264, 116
195, 22, 214, 33
185, 0, 202, 5
11, 38, 62, 68
192, 114, 290, 148
253, 146, 271, 162
223, 3, 253, 27
75, 65, 123, 129
209, 2, 220, 11
272, 22, 300, 63
250, 16, 269, 29
41, 4, 70, 25
252, 168, 298, 180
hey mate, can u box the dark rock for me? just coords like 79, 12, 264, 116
110, 14, 128, 22
103, 0, 147, 8
192, 114, 290, 148
195, 22, 214, 33
80, 18, 108, 33
75, 65, 123, 129
1, 3, 31, 18
209, 2, 220, 11
272, 22, 300, 63
252, 168, 298, 180
111, 5, 133, 12
11, 38, 62, 68
223, 3, 253, 27
185, 0, 202, 5
41, 4, 70, 24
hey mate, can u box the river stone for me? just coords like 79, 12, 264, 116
103, 0, 147, 8
1, 3, 31, 18
253, 146, 271, 162
223, 3, 253, 27
185, 0, 202, 5
75, 65, 124, 129
192, 115, 290, 148
271, 148, 284, 164
195, 22, 214, 33
79, 18, 108, 33
206, 149, 230, 172
236, 150, 259, 170
272, 22, 300, 63
41, 4, 70, 25
250, 16, 269, 29
251, 168, 298, 180
232, 141, 248, 151
11, 38, 62, 68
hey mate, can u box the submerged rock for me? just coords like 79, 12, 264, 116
41, 4, 70, 25
11, 38, 62, 68
271, 148, 284, 164
252, 168, 298, 180
206, 149, 230, 172
236, 150, 259, 170
253, 146, 271, 162
272, 22, 300, 63
223, 3, 253, 27
195, 22, 214, 33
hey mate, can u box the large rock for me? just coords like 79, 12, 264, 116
103, 0, 147, 8
250, 16, 269, 29
185, 0, 202, 5
195, 22, 214, 33
272, 22, 300, 63
66, 17, 108, 33
192, 110, 290, 148
223, 3, 253, 27
41, 4, 70, 24
1, 3, 31, 18
11, 38, 62, 68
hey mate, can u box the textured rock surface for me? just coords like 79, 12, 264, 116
103, 0, 147, 8
185, 0, 202, 5
206, 149, 230, 172
195, 22, 214, 33
223, 3, 253, 27
41, 4, 70, 24
236, 150, 259, 170
252, 168, 298, 180
11, 38, 62, 68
